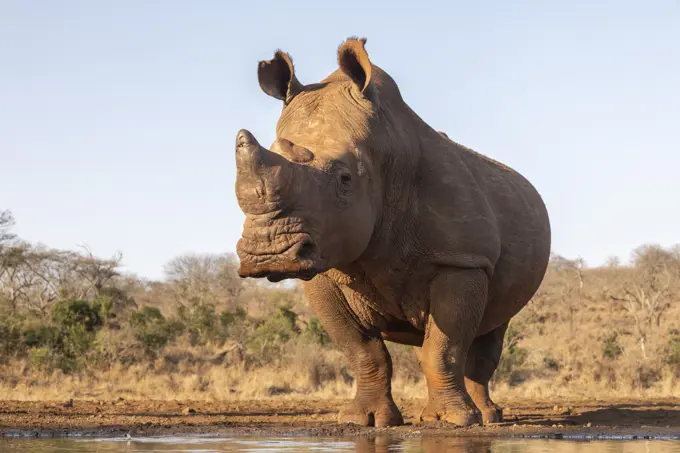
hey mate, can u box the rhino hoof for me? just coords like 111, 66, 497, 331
481, 407, 503, 424
419, 404, 482, 427
339, 399, 404, 427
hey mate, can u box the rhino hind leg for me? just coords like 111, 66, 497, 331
464, 322, 509, 424
302, 276, 404, 427
419, 268, 488, 427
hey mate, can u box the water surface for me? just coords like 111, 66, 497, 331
2, 436, 680, 452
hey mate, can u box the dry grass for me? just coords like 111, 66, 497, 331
0, 344, 423, 402
1, 359, 677, 403
0, 332, 677, 402
1, 249, 679, 403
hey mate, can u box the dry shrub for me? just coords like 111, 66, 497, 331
386, 343, 421, 384
1, 216, 679, 403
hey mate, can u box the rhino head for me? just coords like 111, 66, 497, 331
235, 37, 410, 283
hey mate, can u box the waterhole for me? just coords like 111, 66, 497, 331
1, 435, 680, 452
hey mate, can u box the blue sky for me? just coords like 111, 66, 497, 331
1, 1, 678, 280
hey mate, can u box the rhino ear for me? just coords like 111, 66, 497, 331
337, 37, 375, 99
258, 50, 303, 105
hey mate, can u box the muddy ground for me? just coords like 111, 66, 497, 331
1, 398, 679, 439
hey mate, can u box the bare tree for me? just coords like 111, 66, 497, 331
163, 252, 243, 312
71, 244, 122, 297
0, 239, 125, 318
610, 244, 679, 358
549, 253, 586, 334
0, 212, 31, 314
19, 247, 75, 318
0, 210, 16, 246
0, 244, 32, 314
605, 256, 621, 268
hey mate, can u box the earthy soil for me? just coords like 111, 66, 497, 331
1, 398, 679, 439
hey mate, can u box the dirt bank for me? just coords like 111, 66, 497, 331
1, 398, 679, 439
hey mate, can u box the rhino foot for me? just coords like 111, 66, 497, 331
339, 398, 404, 427
480, 406, 503, 424
419, 399, 482, 427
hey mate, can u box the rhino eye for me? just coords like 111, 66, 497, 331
336, 172, 353, 203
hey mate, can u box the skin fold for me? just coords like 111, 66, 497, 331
234, 37, 551, 427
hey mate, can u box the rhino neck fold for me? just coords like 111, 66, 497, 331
361, 135, 423, 267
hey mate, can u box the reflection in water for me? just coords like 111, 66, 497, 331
1, 435, 680, 452
358, 437, 680, 453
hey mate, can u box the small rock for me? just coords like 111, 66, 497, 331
182, 407, 196, 415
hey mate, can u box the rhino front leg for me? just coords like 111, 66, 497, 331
303, 275, 404, 427
465, 322, 508, 424
419, 268, 488, 426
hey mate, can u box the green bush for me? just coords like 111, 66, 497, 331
667, 332, 680, 372
23, 324, 59, 349
29, 347, 51, 368
54, 323, 96, 373
27, 324, 94, 373
52, 299, 103, 332
247, 306, 300, 365
219, 306, 247, 332
89, 327, 138, 368
602, 332, 624, 360
301, 317, 331, 347
495, 323, 529, 385
96, 288, 137, 325
543, 355, 560, 371
130, 307, 182, 356
176, 304, 223, 345
23, 299, 106, 373
0, 320, 23, 363
496, 345, 529, 382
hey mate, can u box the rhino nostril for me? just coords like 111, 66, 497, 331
297, 241, 316, 260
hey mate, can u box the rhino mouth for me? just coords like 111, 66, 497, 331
236, 233, 321, 282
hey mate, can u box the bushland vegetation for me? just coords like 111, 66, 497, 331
1, 209, 679, 401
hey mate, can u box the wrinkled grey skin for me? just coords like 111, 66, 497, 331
234, 37, 551, 427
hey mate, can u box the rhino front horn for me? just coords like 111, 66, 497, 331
235, 129, 263, 175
